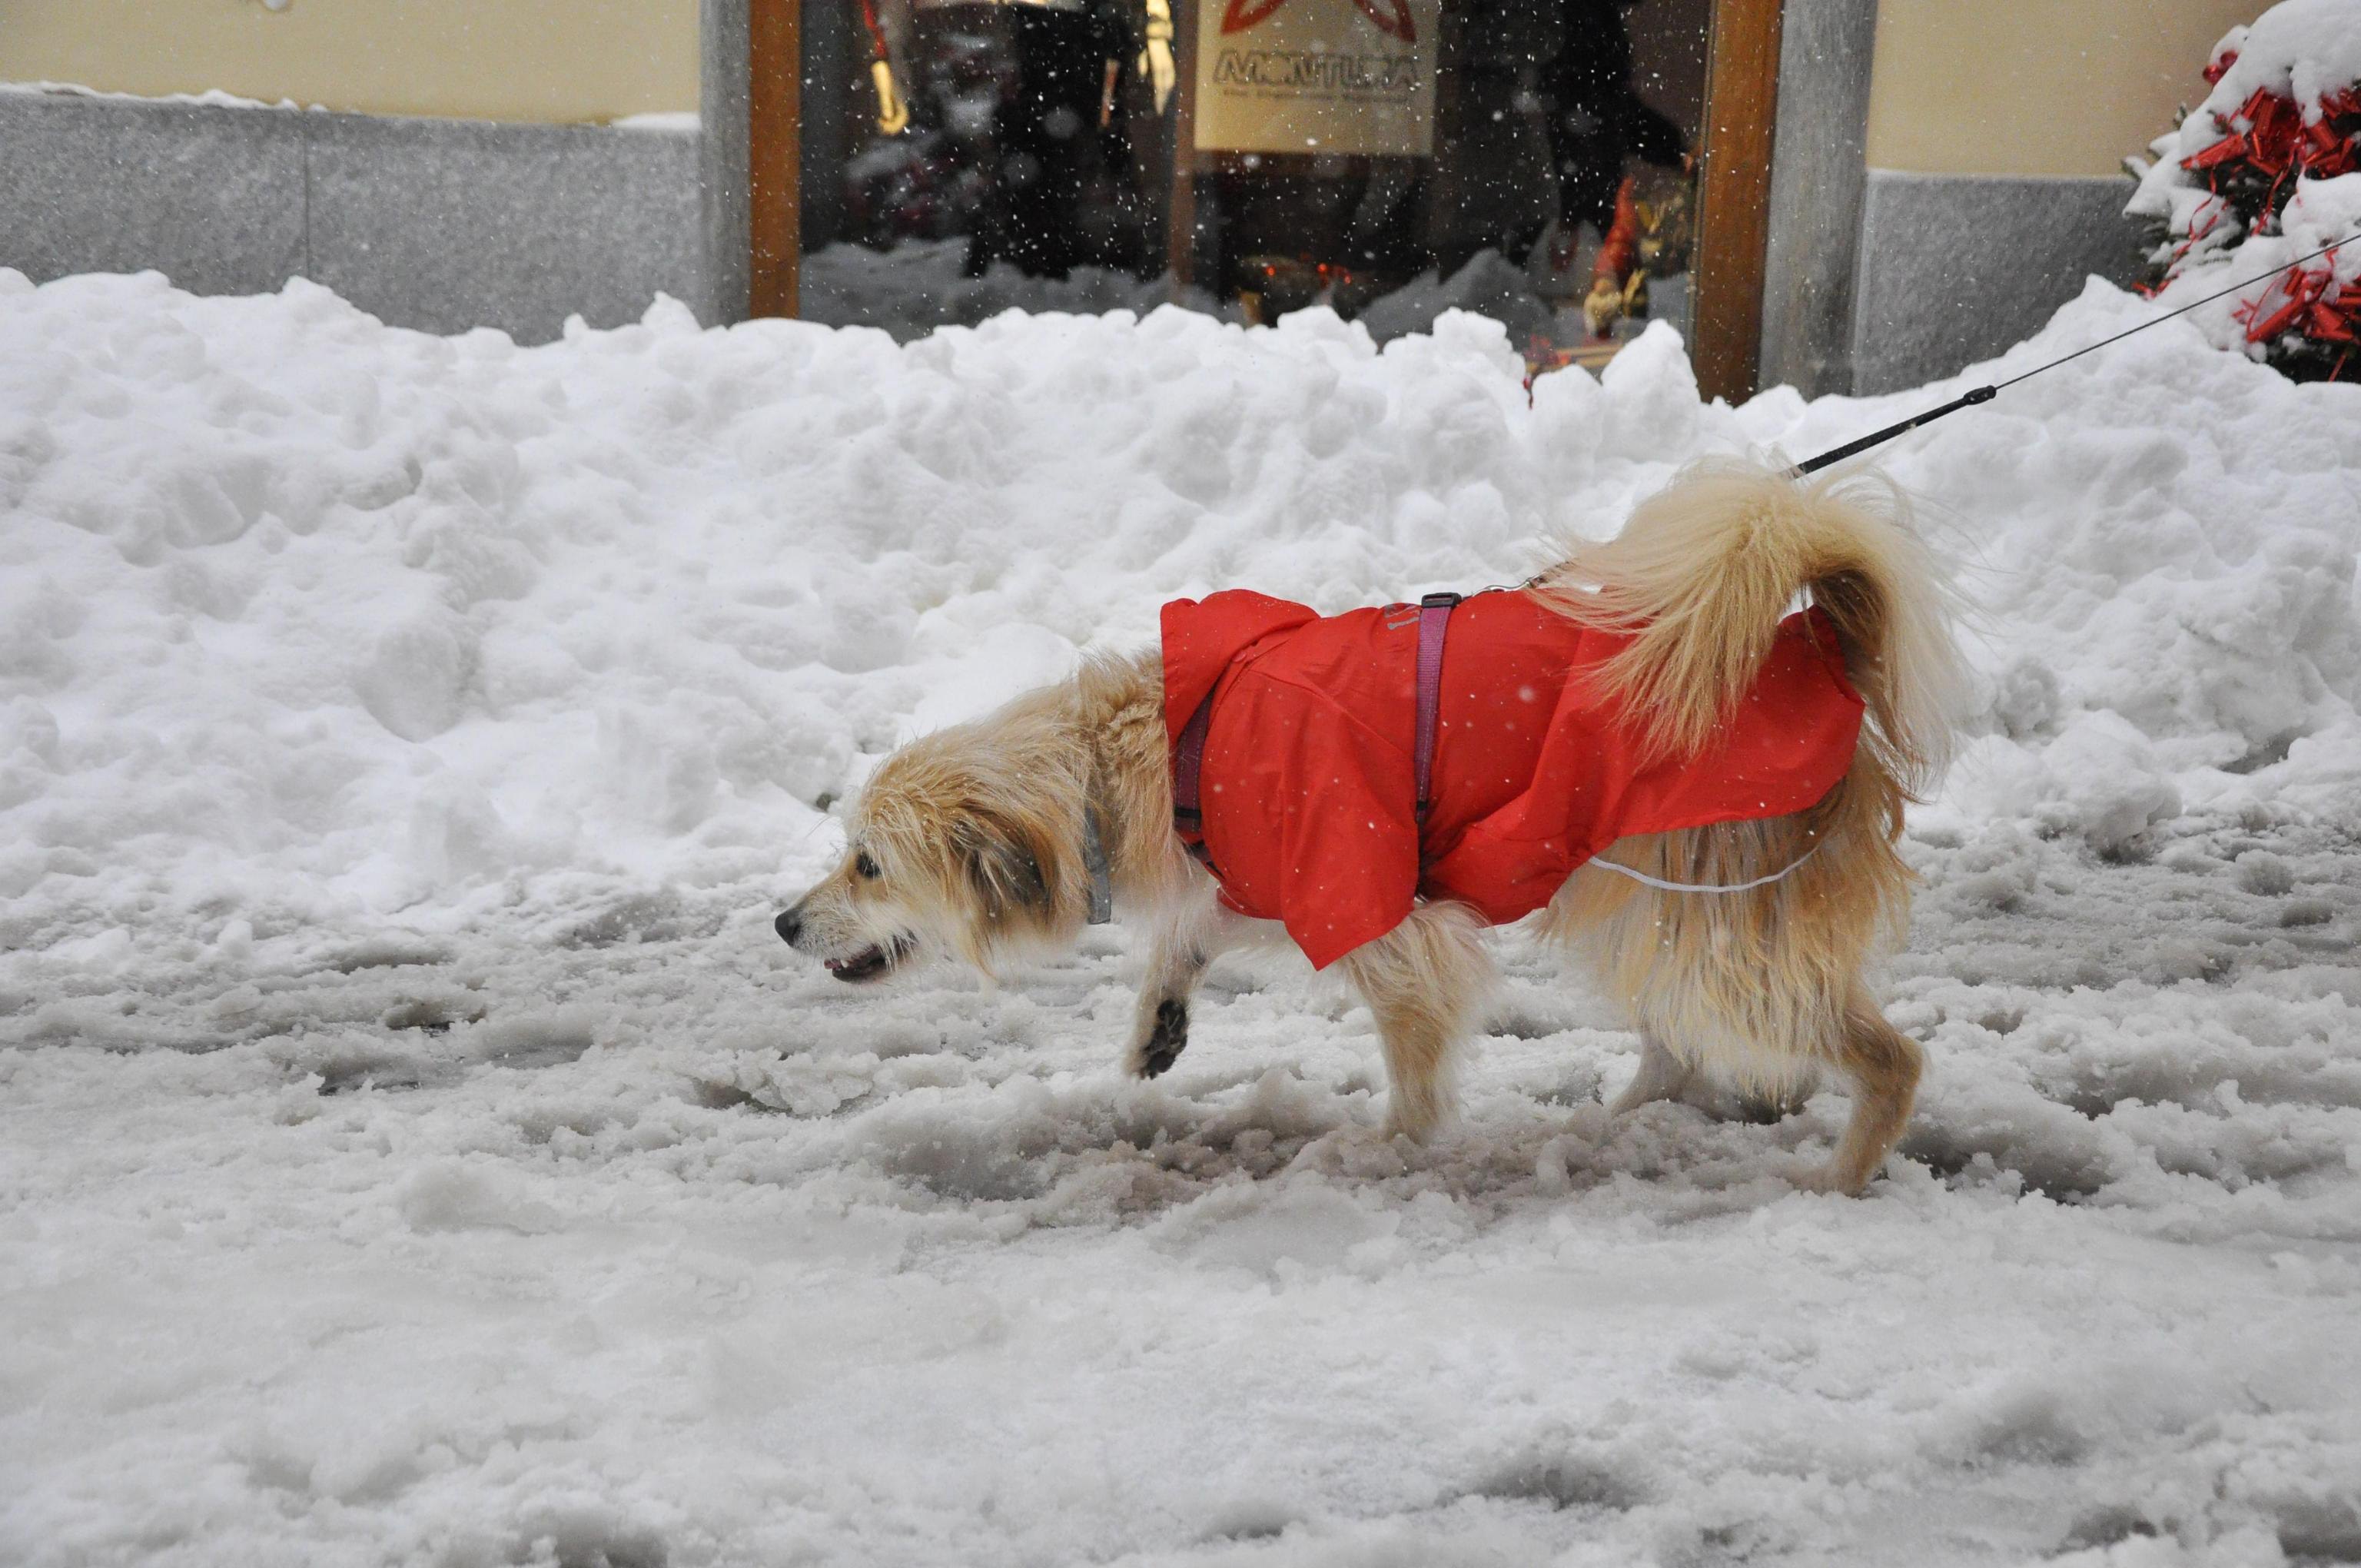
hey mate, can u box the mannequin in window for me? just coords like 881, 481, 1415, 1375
1542, 0, 1689, 332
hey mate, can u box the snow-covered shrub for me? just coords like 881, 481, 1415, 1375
2127, 0, 2361, 381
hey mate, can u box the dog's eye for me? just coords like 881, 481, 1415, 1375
855, 852, 881, 880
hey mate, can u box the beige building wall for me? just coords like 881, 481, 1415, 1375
0, 0, 698, 123
1865, 0, 2265, 178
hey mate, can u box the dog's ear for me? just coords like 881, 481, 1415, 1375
957, 809, 1054, 926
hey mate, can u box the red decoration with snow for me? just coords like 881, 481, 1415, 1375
2127, 0, 2361, 381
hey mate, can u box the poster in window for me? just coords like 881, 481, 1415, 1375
1192, 0, 1443, 158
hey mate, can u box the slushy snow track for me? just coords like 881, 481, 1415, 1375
3, 268, 2359, 1566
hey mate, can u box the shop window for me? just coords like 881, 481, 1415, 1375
798, 0, 1715, 377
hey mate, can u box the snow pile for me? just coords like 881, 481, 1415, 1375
0, 268, 1641, 953
800, 237, 1234, 339
3, 267, 2361, 1565
3, 267, 2357, 960
2127, 0, 2361, 375
800, 239, 1603, 349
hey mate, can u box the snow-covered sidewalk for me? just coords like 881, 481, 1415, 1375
3, 267, 2359, 1565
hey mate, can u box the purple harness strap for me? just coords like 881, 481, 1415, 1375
1412, 591, 1459, 822
1172, 590, 1463, 872
1172, 685, 1217, 869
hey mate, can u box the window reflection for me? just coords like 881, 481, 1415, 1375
804, 0, 1708, 374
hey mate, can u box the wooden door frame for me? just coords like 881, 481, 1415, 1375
1693, 0, 1783, 405
749, 0, 802, 317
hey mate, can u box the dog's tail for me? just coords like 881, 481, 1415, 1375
1534, 456, 1967, 796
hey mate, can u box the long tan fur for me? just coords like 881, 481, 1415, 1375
1536, 457, 1965, 1191
779, 457, 1965, 1193
1534, 457, 1967, 791
782, 651, 1194, 981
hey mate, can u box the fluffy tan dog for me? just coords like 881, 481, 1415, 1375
776, 459, 1964, 1194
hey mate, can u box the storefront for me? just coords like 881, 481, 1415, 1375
4, 0, 2260, 400
756, 0, 1780, 400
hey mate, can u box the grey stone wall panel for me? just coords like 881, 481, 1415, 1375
1759, 0, 1878, 398
306, 115, 702, 341
0, 93, 306, 297
699, 0, 752, 326
1851, 170, 2144, 396
0, 93, 706, 344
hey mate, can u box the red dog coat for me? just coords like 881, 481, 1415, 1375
1161, 588, 1865, 969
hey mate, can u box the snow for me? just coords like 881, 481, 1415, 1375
2178, 1, 2361, 142
3, 262, 2360, 1566
608, 112, 699, 135
800, 240, 1626, 350
0, 81, 311, 112
802, 237, 1237, 340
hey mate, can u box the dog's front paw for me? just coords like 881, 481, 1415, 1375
1788, 1158, 1873, 1197
1127, 997, 1189, 1078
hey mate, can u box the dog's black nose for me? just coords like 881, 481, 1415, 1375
775, 909, 802, 945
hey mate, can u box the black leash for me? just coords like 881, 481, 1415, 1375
1795, 231, 2361, 476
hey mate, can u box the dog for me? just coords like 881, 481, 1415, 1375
775, 457, 1964, 1194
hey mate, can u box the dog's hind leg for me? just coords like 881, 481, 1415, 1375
1337, 902, 1493, 1141
1608, 1032, 1692, 1116
1126, 894, 1250, 1078
1798, 988, 1923, 1194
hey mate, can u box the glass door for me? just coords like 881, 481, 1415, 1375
797, 0, 1721, 380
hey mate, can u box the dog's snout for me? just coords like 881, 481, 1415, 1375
774, 908, 802, 946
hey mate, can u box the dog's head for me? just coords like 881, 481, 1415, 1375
774, 726, 1074, 982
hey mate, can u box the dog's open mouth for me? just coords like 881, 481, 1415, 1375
823, 936, 912, 982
